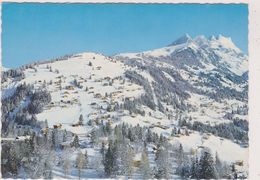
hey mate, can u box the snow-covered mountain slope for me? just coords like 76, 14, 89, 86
117, 34, 248, 76
116, 34, 248, 124
1, 35, 248, 178
2, 53, 144, 134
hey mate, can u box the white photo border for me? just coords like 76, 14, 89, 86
1, 1, 259, 179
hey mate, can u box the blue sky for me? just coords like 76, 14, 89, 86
2, 3, 248, 68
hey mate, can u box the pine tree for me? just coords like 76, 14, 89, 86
9, 147, 19, 175
105, 122, 112, 135
140, 150, 151, 179
74, 79, 78, 87
111, 141, 119, 175
185, 129, 189, 136
215, 152, 223, 178
231, 164, 238, 179
175, 143, 189, 177
91, 130, 97, 145
114, 125, 122, 142
171, 128, 175, 136
87, 120, 93, 126
72, 135, 79, 148
121, 123, 127, 138
29, 132, 36, 151
158, 134, 166, 147
127, 147, 134, 177
119, 143, 134, 177
137, 125, 143, 141
191, 156, 199, 179
79, 114, 84, 125
176, 144, 184, 167
104, 141, 114, 176
100, 142, 106, 163
84, 150, 89, 169
63, 130, 67, 142
146, 129, 152, 142
198, 150, 217, 179
51, 130, 56, 149
152, 133, 159, 144
128, 129, 134, 142
155, 146, 169, 179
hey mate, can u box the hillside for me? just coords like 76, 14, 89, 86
1, 35, 248, 179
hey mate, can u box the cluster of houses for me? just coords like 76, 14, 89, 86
38, 63, 147, 143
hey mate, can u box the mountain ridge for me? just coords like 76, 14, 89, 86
116, 34, 248, 76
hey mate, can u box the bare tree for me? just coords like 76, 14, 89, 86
63, 158, 71, 178
75, 151, 85, 179
62, 150, 72, 178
